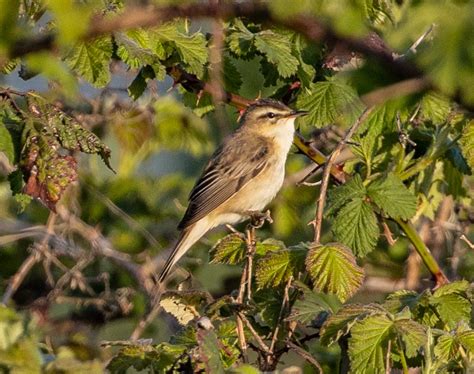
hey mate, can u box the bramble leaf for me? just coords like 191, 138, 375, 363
154, 22, 208, 77
254, 30, 299, 78
306, 243, 364, 302
320, 303, 385, 345
367, 174, 417, 219
394, 317, 426, 358
333, 198, 379, 256
287, 288, 340, 325
65, 36, 113, 87
0, 120, 14, 164
326, 174, 366, 217
296, 80, 362, 127
210, 233, 246, 265
255, 246, 305, 289
348, 313, 393, 373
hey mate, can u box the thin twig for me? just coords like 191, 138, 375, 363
286, 341, 323, 373
2, 213, 56, 304
312, 108, 372, 243
269, 276, 292, 355
238, 312, 270, 353
244, 226, 256, 302
236, 251, 249, 361
460, 234, 474, 249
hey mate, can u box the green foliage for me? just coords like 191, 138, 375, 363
334, 196, 379, 257
306, 243, 364, 302
255, 245, 305, 288
210, 233, 247, 265
288, 285, 341, 324
460, 119, 474, 170
65, 37, 114, 87
367, 173, 417, 220
296, 79, 362, 128
0, 0, 473, 373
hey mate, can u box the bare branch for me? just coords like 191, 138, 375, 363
2, 213, 56, 304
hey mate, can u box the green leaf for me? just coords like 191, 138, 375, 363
0, 306, 24, 350
210, 233, 246, 265
460, 119, 474, 171
394, 318, 426, 358
430, 294, 471, 329
421, 92, 452, 125
367, 173, 417, 219
254, 30, 299, 78
0, 120, 14, 163
255, 246, 305, 289
287, 288, 341, 325
154, 22, 208, 77
115, 29, 161, 69
227, 19, 255, 57
128, 66, 156, 100
306, 243, 364, 302
326, 174, 366, 217
430, 281, 471, 329
333, 198, 379, 257
458, 330, 474, 352
296, 80, 362, 128
223, 56, 243, 93
434, 333, 459, 362
48, 0, 94, 44
348, 314, 393, 374
65, 36, 113, 87
320, 303, 385, 345
107, 343, 187, 374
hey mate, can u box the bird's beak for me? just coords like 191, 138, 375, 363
288, 110, 309, 118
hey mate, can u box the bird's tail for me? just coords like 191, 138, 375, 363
157, 219, 210, 285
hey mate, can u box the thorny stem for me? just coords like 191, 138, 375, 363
236, 251, 249, 361
395, 218, 449, 287
286, 341, 323, 373
313, 107, 372, 243
244, 226, 256, 302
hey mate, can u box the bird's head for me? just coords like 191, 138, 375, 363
239, 99, 308, 134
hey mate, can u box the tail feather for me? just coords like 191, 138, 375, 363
158, 219, 211, 284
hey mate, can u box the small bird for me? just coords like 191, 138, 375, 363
158, 99, 308, 284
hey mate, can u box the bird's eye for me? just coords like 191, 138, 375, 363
267, 112, 276, 119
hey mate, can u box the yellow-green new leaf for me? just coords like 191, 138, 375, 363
306, 243, 364, 302
348, 314, 393, 374
210, 233, 246, 265
255, 247, 305, 289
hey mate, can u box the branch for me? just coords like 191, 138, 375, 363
394, 218, 448, 287
9, 2, 422, 85
1, 212, 56, 305
312, 108, 372, 243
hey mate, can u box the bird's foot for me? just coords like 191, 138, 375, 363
246, 209, 273, 228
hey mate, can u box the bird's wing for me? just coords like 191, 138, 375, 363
178, 133, 271, 229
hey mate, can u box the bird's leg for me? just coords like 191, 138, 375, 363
246, 209, 273, 229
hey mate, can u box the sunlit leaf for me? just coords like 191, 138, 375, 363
348, 314, 393, 373
296, 79, 362, 128
333, 198, 379, 257
367, 173, 417, 219
306, 243, 364, 302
